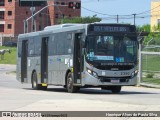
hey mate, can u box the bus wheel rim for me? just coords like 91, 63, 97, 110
68, 77, 72, 89
33, 80, 37, 88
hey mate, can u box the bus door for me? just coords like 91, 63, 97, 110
73, 33, 83, 84
21, 40, 28, 83
41, 37, 48, 83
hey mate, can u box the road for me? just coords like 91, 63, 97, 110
0, 64, 160, 120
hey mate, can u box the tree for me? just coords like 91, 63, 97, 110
137, 24, 150, 33
59, 15, 101, 24
140, 24, 160, 50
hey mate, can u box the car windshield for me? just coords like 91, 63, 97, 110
86, 35, 138, 63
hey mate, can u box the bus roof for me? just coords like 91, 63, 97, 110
18, 23, 135, 39
18, 23, 88, 39
44, 24, 86, 31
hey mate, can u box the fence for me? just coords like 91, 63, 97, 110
139, 44, 160, 86
0, 36, 18, 46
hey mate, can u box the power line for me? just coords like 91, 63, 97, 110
81, 7, 116, 16
101, 14, 159, 21
136, 5, 160, 15
82, 4, 160, 17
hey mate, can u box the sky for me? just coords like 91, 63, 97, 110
81, 0, 151, 26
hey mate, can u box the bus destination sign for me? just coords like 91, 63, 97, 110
88, 25, 131, 33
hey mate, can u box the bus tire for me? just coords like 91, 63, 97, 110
32, 72, 41, 90
41, 85, 48, 90
67, 72, 79, 93
110, 86, 121, 94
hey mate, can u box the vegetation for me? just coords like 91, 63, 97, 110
0, 46, 16, 64
142, 77, 160, 84
146, 73, 154, 78
142, 55, 160, 72
137, 24, 150, 33
136, 24, 160, 85
60, 15, 102, 24
137, 24, 160, 46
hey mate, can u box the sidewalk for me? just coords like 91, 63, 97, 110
140, 83, 160, 89
0, 64, 16, 72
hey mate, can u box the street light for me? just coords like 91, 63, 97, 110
24, 4, 68, 33
30, 7, 36, 32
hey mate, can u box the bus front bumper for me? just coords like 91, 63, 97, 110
82, 72, 137, 86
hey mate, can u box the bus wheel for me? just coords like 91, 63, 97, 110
67, 72, 79, 93
41, 85, 48, 90
110, 86, 121, 94
32, 72, 41, 90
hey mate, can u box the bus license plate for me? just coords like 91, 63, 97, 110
111, 79, 120, 83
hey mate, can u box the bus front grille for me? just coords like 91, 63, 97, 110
96, 65, 134, 70
99, 76, 131, 83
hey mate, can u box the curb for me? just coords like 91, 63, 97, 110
140, 83, 160, 89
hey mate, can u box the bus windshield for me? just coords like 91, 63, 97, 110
86, 35, 138, 63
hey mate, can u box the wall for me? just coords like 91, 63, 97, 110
151, 1, 160, 31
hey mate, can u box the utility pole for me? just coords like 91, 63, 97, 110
117, 15, 119, 23
133, 14, 136, 25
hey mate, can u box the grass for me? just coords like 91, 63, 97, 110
142, 55, 160, 71
0, 46, 17, 64
142, 77, 160, 85
141, 54, 160, 85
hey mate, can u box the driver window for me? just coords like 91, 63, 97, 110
123, 37, 133, 55
96, 36, 114, 55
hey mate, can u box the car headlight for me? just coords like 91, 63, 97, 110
87, 68, 98, 78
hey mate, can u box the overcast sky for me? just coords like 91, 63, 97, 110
81, 0, 151, 26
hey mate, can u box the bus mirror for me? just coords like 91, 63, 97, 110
82, 48, 86, 55
68, 48, 72, 54
138, 36, 143, 44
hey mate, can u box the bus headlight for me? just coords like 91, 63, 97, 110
131, 70, 138, 78
87, 68, 98, 78
93, 71, 98, 78
87, 69, 92, 74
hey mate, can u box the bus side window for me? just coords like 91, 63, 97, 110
65, 33, 72, 54
28, 39, 34, 57
56, 33, 65, 55
34, 38, 41, 56
48, 35, 57, 56
18, 41, 22, 57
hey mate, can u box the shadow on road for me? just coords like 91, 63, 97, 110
22, 87, 159, 95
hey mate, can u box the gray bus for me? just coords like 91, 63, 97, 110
17, 23, 138, 93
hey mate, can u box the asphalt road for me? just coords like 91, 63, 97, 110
0, 64, 160, 120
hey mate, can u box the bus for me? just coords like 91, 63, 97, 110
17, 23, 138, 93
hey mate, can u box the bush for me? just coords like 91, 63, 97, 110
146, 73, 154, 78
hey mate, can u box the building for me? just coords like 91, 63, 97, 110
48, 0, 81, 25
151, 0, 160, 31
0, 0, 81, 45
